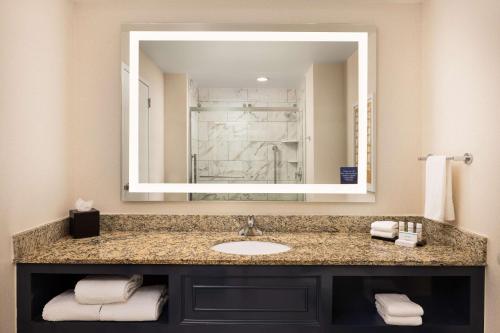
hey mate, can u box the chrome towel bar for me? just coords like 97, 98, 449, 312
418, 153, 473, 165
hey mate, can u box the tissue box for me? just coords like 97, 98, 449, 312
69, 209, 100, 238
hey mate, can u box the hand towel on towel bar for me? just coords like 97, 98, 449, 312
100, 285, 168, 321
374, 294, 424, 317
375, 302, 422, 326
370, 221, 398, 232
424, 155, 455, 222
370, 229, 397, 239
75, 274, 143, 304
42, 290, 101, 321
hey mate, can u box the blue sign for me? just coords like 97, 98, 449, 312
340, 167, 358, 184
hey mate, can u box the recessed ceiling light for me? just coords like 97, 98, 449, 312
256, 76, 269, 82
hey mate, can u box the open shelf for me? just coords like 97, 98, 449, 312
29, 273, 169, 330
332, 276, 471, 328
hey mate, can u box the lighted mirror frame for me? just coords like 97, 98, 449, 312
128, 30, 368, 194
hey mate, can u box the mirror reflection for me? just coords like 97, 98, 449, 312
122, 38, 374, 201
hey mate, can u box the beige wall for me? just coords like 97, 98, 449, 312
139, 49, 165, 186
164, 73, 189, 201
308, 63, 347, 183
346, 51, 359, 166
0, 0, 74, 332
71, 0, 422, 215
421, 1, 500, 332
304, 65, 315, 185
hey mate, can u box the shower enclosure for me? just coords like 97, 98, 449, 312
189, 105, 304, 201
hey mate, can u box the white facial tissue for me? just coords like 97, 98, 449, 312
75, 198, 93, 212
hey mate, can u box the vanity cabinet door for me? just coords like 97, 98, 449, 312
181, 276, 320, 324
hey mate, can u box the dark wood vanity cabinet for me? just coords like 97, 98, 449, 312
17, 264, 485, 333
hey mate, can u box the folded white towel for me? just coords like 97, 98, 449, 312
42, 290, 101, 321
376, 302, 422, 326
75, 275, 143, 305
375, 294, 424, 317
424, 155, 455, 222
395, 239, 417, 247
370, 229, 397, 239
370, 221, 398, 232
100, 285, 168, 321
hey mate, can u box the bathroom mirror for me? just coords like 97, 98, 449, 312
121, 24, 376, 202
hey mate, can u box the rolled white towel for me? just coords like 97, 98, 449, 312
100, 285, 168, 321
376, 302, 422, 326
375, 294, 424, 317
371, 221, 398, 232
42, 290, 101, 321
370, 229, 397, 239
75, 274, 143, 305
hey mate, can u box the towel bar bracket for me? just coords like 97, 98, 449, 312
418, 153, 473, 165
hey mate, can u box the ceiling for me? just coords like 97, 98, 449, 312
140, 41, 357, 88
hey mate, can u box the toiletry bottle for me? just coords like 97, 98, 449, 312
416, 223, 423, 243
408, 222, 415, 233
399, 221, 406, 233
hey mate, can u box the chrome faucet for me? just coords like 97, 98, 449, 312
239, 215, 263, 236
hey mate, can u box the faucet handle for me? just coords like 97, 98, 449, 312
247, 215, 255, 227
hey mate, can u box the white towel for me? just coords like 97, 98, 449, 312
100, 285, 167, 321
370, 229, 397, 239
42, 290, 101, 321
371, 221, 398, 232
375, 294, 424, 317
424, 156, 455, 222
75, 274, 143, 304
376, 302, 422, 326
395, 239, 417, 247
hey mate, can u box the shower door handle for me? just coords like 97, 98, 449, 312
192, 154, 197, 184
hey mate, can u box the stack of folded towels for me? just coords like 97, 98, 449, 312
370, 221, 398, 240
42, 275, 168, 321
375, 293, 424, 326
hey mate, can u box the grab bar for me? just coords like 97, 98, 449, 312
272, 145, 279, 184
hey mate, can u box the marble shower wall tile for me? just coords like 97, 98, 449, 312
247, 88, 288, 102
205, 122, 247, 141
198, 110, 227, 122
267, 143, 298, 163
228, 141, 268, 161
198, 140, 228, 160
227, 111, 267, 122
245, 160, 272, 180
197, 121, 208, 140
208, 160, 245, 178
191, 193, 228, 201
248, 122, 287, 141
200, 101, 244, 107
287, 122, 298, 140
287, 89, 297, 103
192, 87, 303, 200
267, 111, 298, 122
197, 161, 209, 176
207, 88, 248, 101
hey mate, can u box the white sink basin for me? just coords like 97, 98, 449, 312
211, 241, 291, 256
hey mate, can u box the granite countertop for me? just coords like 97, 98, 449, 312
14, 231, 486, 266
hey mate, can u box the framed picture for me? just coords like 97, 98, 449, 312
353, 94, 376, 192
